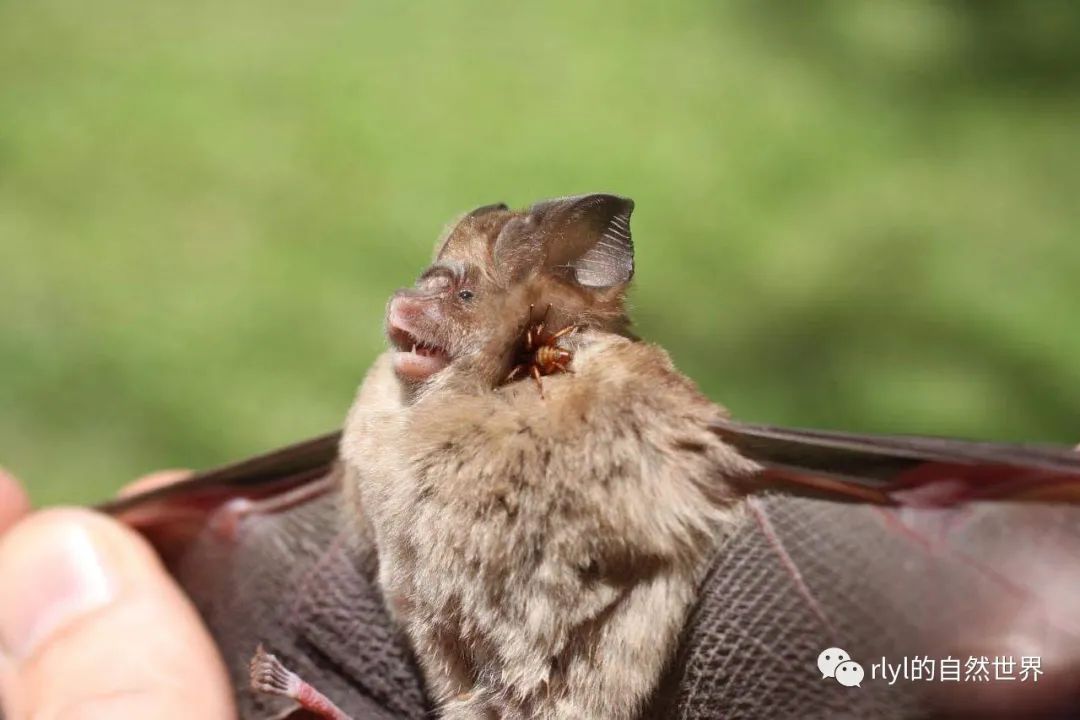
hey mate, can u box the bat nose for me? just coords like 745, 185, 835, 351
389, 295, 427, 329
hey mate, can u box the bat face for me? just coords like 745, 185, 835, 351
385, 194, 636, 391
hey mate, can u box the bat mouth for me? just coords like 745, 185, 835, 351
388, 322, 451, 381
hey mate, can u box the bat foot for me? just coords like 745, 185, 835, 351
250, 644, 354, 720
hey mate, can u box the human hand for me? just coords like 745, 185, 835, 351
0, 469, 234, 719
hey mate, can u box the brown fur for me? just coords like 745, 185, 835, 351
341, 195, 758, 719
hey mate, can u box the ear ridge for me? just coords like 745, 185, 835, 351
529, 193, 635, 288
566, 201, 634, 287
492, 193, 636, 287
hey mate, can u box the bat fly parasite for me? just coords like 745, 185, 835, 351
503, 303, 577, 397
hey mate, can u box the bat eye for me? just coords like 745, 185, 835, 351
457, 289, 474, 301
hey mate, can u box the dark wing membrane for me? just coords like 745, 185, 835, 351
94, 420, 1080, 719
171, 487, 428, 720
98, 431, 342, 560
712, 419, 1080, 505
651, 494, 1080, 719
99, 431, 342, 518
97, 431, 428, 719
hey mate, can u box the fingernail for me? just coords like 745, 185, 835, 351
0, 521, 116, 660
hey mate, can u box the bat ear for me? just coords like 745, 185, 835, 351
494, 193, 635, 288
435, 202, 510, 259
466, 202, 509, 218
529, 193, 635, 288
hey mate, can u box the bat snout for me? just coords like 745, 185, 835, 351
387, 294, 451, 381
389, 294, 429, 327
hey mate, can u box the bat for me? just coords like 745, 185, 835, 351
100, 194, 1080, 719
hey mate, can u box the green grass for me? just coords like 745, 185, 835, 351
2, 0, 1078, 505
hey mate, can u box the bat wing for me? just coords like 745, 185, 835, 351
711, 418, 1080, 505
653, 495, 1080, 719
105, 423, 1080, 719
100, 433, 427, 720
644, 420, 1080, 718
99, 431, 343, 560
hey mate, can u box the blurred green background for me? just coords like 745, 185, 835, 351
2, 1, 1078, 505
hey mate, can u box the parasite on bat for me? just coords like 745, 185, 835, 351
100, 193, 1080, 720
504, 304, 578, 397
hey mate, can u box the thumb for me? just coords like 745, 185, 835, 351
0, 469, 29, 532
0, 509, 234, 719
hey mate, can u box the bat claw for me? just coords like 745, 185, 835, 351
250, 645, 354, 720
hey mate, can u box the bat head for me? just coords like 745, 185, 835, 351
386, 193, 636, 389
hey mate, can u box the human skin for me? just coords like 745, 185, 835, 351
0, 468, 234, 720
